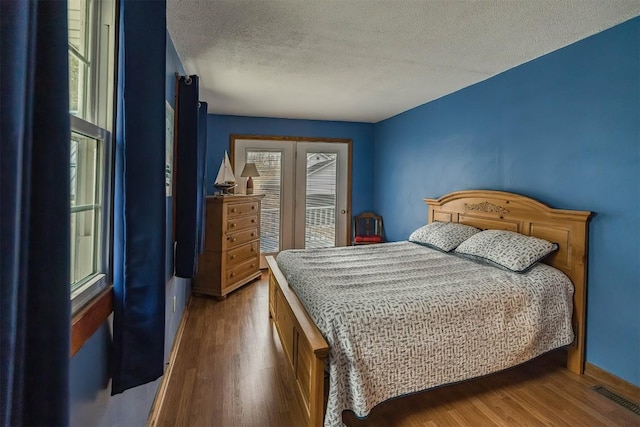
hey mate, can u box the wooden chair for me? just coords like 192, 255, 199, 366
352, 212, 384, 245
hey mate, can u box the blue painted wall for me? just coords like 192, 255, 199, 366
69, 30, 189, 426
164, 31, 191, 365
373, 18, 639, 386
207, 115, 375, 217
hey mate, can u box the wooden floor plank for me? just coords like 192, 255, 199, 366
156, 273, 639, 427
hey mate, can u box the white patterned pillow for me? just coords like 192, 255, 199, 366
454, 229, 559, 273
408, 222, 481, 252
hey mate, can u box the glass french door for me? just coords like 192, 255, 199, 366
233, 138, 349, 264
294, 143, 348, 249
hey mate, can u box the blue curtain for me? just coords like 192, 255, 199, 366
197, 102, 209, 253
1, 1, 71, 425
175, 76, 207, 278
111, 0, 166, 395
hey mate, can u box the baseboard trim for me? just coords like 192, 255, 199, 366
585, 362, 640, 403
147, 294, 193, 427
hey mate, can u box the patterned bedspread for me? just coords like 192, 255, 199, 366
275, 241, 574, 427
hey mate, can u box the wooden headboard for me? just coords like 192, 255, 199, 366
424, 190, 592, 374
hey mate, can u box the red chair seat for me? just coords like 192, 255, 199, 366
354, 235, 383, 243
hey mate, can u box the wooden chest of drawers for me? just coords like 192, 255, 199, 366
194, 195, 262, 299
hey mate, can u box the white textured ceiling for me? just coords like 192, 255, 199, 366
167, 1, 640, 123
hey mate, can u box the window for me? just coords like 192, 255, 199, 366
68, 0, 116, 314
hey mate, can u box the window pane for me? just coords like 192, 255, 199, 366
70, 136, 78, 206
70, 129, 101, 289
70, 131, 99, 207
69, 52, 80, 115
305, 153, 336, 249
68, 0, 90, 119
69, 52, 88, 118
70, 209, 97, 288
68, 0, 87, 53
247, 151, 281, 253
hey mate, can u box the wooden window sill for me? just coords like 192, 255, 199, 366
71, 285, 114, 357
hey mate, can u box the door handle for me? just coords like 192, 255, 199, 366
341, 209, 347, 214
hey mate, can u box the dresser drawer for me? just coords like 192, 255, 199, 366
226, 255, 259, 289
226, 227, 259, 249
226, 214, 258, 233
227, 241, 258, 266
227, 201, 259, 218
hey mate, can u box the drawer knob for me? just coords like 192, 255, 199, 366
251, 248, 255, 252
251, 264, 255, 268
251, 232, 255, 237
231, 208, 237, 213
230, 223, 236, 228
231, 255, 236, 259
231, 272, 236, 277
251, 219, 256, 223
251, 206, 255, 210
231, 238, 237, 242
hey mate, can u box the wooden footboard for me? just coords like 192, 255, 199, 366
267, 256, 329, 427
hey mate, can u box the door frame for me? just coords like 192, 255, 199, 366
230, 134, 353, 250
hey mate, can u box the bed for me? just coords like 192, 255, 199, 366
266, 190, 592, 427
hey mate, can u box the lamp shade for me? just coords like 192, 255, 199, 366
240, 163, 260, 177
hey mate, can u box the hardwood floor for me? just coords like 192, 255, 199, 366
156, 273, 639, 427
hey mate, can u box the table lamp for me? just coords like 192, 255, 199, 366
240, 163, 260, 195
